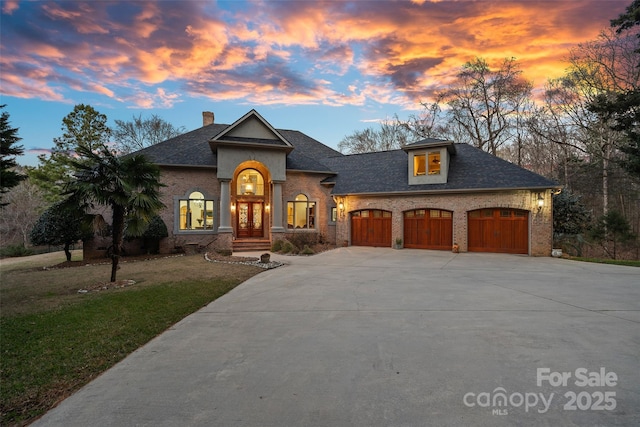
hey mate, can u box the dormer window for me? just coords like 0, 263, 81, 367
404, 138, 455, 185
414, 154, 426, 176
428, 152, 441, 175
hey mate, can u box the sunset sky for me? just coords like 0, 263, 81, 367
0, 0, 630, 166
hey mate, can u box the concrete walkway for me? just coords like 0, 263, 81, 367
33, 248, 640, 426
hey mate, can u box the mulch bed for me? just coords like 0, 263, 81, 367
204, 252, 284, 269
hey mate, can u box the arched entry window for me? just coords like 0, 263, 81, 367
236, 169, 264, 196
179, 191, 214, 230
287, 194, 315, 229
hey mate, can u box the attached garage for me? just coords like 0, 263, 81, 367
351, 209, 392, 247
404, 209, 453, 250
468, 208, 529, 254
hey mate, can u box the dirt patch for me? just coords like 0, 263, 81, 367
47, 253, 182, 269
78, 280, 137, 293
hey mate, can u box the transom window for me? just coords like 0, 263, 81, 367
179, 191, 214, 230
404, 209, 451, 219
287, 193, 315, 229
237, 169, 264, 196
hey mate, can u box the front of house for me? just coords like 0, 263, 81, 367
86, 109, 559, 258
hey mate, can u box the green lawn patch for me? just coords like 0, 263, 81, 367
0, 275, 252, 425
565, 256, 640, 267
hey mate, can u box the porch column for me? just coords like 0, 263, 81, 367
271, 181, 285, 233
218, 179, 233, 233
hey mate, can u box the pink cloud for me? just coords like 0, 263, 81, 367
2, 0, 19, 15
0, 0, 630, 111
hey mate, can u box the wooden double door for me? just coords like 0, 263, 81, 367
237, 201, 264, 238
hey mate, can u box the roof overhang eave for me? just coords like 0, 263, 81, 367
209, 140, 294, 154
156, 163, 217, 170
286, 169, 336, 175
331, 184, 562, 197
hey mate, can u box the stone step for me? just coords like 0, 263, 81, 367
233, 240, 271, 252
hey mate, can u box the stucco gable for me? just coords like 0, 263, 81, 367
210, 109, 293, 153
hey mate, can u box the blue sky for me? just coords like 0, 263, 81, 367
0, 0, 628, 166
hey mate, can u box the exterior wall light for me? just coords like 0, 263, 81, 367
265, 203, 270, 212
338, 201, 345, 217
537, 193, 544, 212
231, 203, 236, 211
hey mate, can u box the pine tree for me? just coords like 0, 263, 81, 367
0, 105, 25, 206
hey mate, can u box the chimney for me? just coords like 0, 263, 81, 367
202, 111, 214, 126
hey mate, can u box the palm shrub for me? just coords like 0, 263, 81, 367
64, 144, 165, 282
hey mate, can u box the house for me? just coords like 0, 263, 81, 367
85, 109, 559, 258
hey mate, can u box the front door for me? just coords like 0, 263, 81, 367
237, 201, 264, 238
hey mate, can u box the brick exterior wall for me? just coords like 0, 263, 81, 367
158, 166, 222, 254
83, 166, 551, 258
335, 189, 553, 256
282, 171, 337, 245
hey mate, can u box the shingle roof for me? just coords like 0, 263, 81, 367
134, 124, 226, 167
133, 124, 341, 171
135, 122, 557, 193
278, 130, 340, 172
322, 143, 558, 194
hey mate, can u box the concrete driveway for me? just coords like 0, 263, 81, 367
33, 248, 640, 426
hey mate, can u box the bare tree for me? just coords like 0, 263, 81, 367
540, 28, 640, 215
338, 118, 418, 154
400, 102, 451, 140
437, 57, 533, 155
113, 114, 186, 154
0, 178, 45, 247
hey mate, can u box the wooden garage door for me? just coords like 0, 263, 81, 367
351, 209, 392, 247
404, 209, 453, 250
468, 208, 529, 254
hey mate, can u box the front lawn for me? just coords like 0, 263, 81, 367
0, 253, 263, 426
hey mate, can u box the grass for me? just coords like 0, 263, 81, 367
0, 251, 263, 426
565, 256, 640, 267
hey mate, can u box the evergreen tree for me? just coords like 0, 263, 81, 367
589, 210, 636, 259
30, 201, 93, 261
0, 105, 25, 206
30, 104, 112, 202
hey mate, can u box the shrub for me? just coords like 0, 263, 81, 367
285, 232, 318, 251
0, 244, 34, 257
271, 239, 283, 252
281, 241, 294, 254
301, 245, 315, 255
30, 201, 93, 261
140, 215, 169, 254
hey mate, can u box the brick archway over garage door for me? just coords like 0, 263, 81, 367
351, 209, 392, 247
468, 208, 529, 254
404, 209, 453, 250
